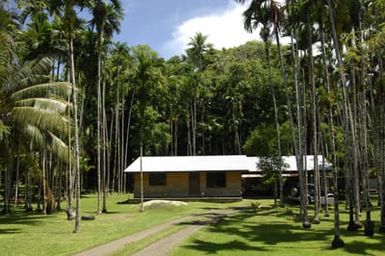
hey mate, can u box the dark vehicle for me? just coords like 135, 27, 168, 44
289, 184, 334, 205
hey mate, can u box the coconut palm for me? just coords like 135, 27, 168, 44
0, 57, 72, 214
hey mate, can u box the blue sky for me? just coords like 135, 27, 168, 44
114, 0, 259, 59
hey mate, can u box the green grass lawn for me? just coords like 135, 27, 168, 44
0, 194, 248, 256
171, 201, 385, 256
2, 196, 385, 256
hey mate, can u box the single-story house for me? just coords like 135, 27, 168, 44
124, 155, 332, 200
124, 155, 250, 199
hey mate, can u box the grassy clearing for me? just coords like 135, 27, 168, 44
172, 200, 385, 256
3, 196, 385, 256
0, 194, 248, 256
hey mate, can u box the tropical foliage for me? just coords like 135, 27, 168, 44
1, 0, 385, 250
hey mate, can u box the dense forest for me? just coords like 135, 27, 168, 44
2, 0, 385, 247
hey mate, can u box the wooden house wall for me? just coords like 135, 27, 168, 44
133, 171, 241, 198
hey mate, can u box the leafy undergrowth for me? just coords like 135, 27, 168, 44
0, 194, 248, 256
172, 201, 385, 256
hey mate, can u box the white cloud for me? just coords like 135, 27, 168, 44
162, 1, 260, 58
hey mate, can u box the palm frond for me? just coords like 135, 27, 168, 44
11, 106, 69, 135
47, 131, 70, 163
24, 124, 45, 149
4, 57, 52, 93
14, 98, 71, 114
11, 82, 73, 101
0, 120, 10, 141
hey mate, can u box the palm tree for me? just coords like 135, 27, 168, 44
1, 57, 72, 214
131, 45, 164, 210
326, 0, 350, 248
62, 0, 89, 233
89, 0, 123, 213
186, 32, 212, 156
236, 0, 291, 210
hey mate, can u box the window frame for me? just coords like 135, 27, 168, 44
206, 172, 226, 188
148, 173, 167, 186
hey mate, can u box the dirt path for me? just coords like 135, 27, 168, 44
132, 210, 234, 256
73, 209, 236, 256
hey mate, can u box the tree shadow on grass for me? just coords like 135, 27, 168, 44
0, 211, 52, 235
0, 228, 21, 234
340, 238, 385, 256
82, 210, 123, 215
183, 239, 269, 254
180, 207, 385, 255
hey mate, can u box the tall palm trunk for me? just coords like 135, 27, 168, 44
327, 0, 361, 229
357, 12, 374, 236
192, 99, 197, 156
286, 9, 310, 227
102, 80, 108, 213
121, 92, 125, 193
320, 27, 332, 219
124, 91, 135, 172
14, 144, 20, 206
116, 85, 121, 193
174, 118, 178, 156
307, 14, 320, 224
274, 27, 289, 208
96, 34, 102, 214
187, 111, 192, 156
264, 40, 282, 207
42, 150, 47, 214
349, 62, 362, 228
66, 92, 73, 218
70, 37, 81, 233
326, 0, 346, 247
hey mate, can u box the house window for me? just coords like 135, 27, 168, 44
149, 173, 166, 186
206, 172, 226, 188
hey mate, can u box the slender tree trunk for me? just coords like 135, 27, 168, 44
327, 0, 361, 231
116, 86, 121, 193
42, 150, 47, 215
350, 63, 362, 227
14, 145, 20, 206
96, 34, 102, 214
265, 39, 282, 206
69, 36, 81, 233
286, 6, 310, 226
108, 107, 114, 193
140, 143, 144, 212
121, 93, 125, 193
357, 12, 374, 236
325, 7, 344, 248
174, 118, 178, 156
307, 14, 320, 224
102, 80, 108, 213
3, 166, 10, 214
57, 162, 62, 210
187, 112, 192, 156
321, 27, 333, 218
124, 91, 135, 170
192, 100, 197, 156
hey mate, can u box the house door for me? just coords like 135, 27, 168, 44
189, 173, 200, 196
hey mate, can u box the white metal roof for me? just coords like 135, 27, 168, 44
124, 155, 250, 173
247, 155, 332, 172
124, 155, 332, 173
